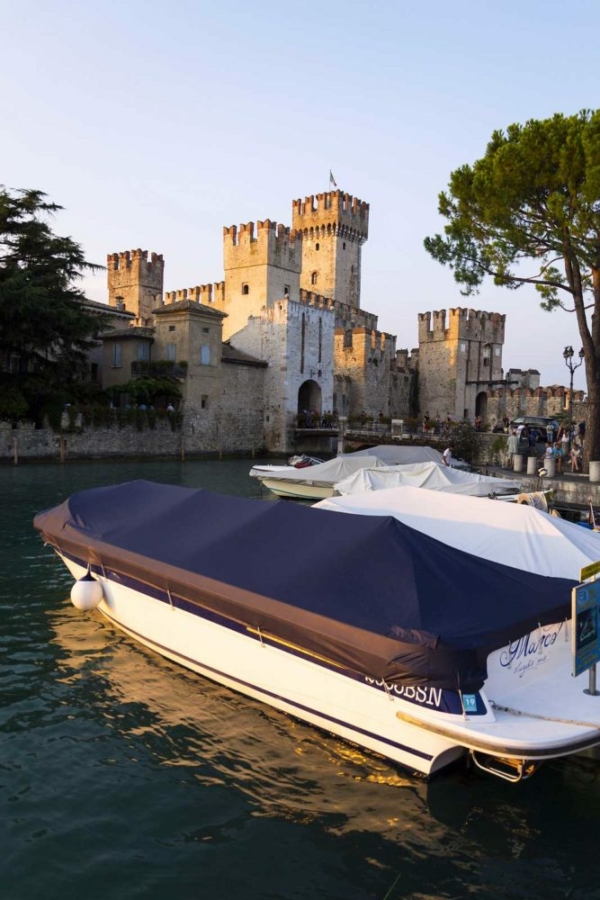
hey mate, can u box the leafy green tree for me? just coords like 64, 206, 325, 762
0, 187, 109, 424
424, 110, 600, 464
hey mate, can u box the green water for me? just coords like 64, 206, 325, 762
2, 458, 600, 900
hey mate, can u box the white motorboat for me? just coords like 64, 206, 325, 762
249, 445, 465, 500
35, 481, 600, 782
249, 454, 387, 500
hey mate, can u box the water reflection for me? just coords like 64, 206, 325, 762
49, 605, 429, 821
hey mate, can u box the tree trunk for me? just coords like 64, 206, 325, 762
584, 373, 600, 470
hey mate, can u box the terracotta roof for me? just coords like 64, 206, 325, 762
102, 327, 154, 341
154, 300, 227, 318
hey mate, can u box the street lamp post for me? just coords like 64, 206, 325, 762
563, 345, 585, 415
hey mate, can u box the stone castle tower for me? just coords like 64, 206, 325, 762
221, 220, 302, 340
418, 308, 505, 420
292, 191, 369, 308
107, 249, 164, 326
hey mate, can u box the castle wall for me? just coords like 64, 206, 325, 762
178, 360, 266, 454
228, 295, 335, 453
333, 327, 399, 419
107, 249, 164, 325
483, 386, 584, 427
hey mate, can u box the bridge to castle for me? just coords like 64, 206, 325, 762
292, 420, 449, 455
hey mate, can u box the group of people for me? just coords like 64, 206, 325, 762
300, 409, 337, 428
423, 413, 452, 435
506, 420, 586, 474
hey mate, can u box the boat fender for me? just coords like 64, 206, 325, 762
70, 569, 104, 611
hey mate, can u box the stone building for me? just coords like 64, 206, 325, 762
105, 189, 415, 453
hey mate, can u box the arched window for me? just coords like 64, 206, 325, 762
311, 271, 318, 285
242, 283, 249, 295
315, 243, 320, 251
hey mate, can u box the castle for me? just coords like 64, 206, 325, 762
97, 187, 579, 454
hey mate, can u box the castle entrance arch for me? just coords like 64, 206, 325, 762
298, 380, 322, 427
475, 391, 488, 423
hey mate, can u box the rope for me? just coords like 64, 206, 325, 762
489, 699, 600, 731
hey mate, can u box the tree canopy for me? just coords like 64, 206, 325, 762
0, 187, 108, 423
424, 110, 600, 463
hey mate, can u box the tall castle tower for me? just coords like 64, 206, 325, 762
222, 220, 302, 340
292, 191, 369, 307
107, 249, 164, 326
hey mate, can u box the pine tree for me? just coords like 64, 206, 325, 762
0, 187, 109, 423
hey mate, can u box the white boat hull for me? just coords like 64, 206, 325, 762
258, 478, 335, 500
60, 554, 600, 779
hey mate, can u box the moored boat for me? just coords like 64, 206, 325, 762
249, 454, 387, 499
333, 460, 522, 498
34, 480, 600, 781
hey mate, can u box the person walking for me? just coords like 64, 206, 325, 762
442, 444, 454, 467
506, 429, 519, 468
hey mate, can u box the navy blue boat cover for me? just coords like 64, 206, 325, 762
34, 480, 575, 691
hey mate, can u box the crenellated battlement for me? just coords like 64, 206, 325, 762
297, 289, 335, 311
223, 219, 301, 272
223, 220, 299, 246
164, 282, 225, 306
292, 191, 369, 243
107, 249, 164, 271
419, 307, 505, 343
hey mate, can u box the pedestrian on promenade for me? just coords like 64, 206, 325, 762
507, 429, 519, 468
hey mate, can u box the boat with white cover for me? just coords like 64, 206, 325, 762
34, 481, 600, 782
249, 445, 469, 500
249, 454, 388, 499
334, 461, 521, 498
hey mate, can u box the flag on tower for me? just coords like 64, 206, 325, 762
329, 170, 338, 188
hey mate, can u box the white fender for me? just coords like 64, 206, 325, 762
71, 570, 104, 611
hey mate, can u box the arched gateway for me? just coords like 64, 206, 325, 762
298, 380, 322, 426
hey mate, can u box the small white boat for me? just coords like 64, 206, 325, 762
35, 481, 600, 782
249, 454, 387, 500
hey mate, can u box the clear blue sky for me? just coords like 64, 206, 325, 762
2, 0, 598, 389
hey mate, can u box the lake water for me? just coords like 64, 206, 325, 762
2, 458, 600, 900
